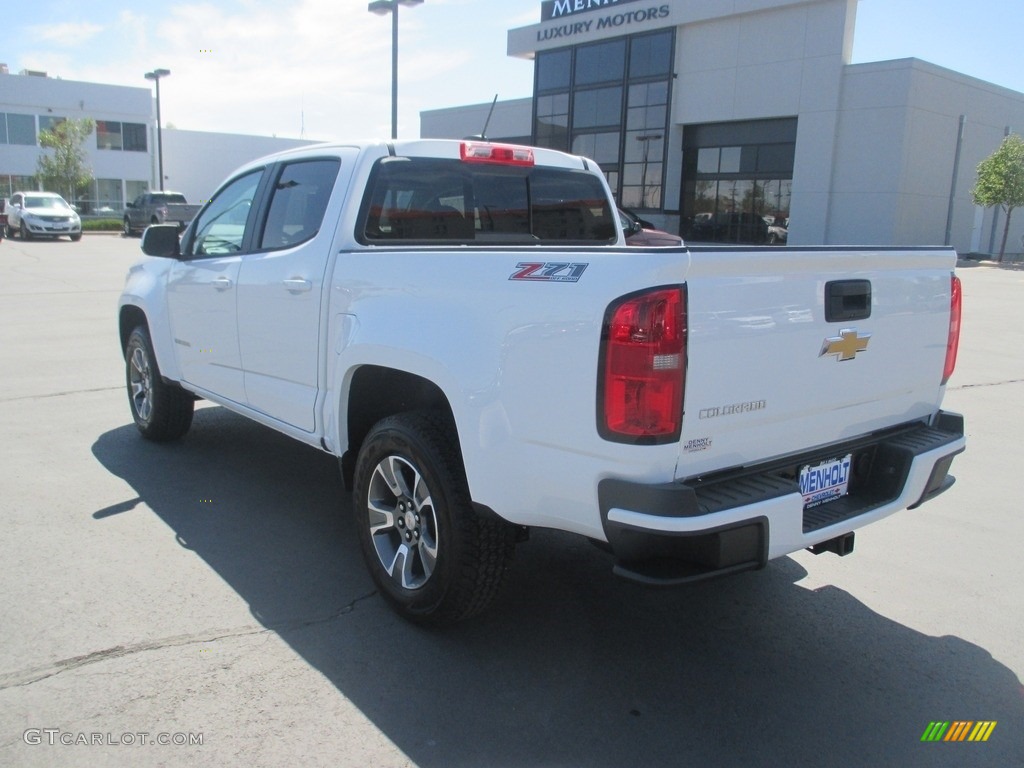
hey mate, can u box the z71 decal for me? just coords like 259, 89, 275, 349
509, 262, 589, 283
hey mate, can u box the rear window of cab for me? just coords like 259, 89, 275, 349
358, 156, 617, 245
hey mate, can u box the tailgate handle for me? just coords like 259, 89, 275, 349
825, 280, 871, 322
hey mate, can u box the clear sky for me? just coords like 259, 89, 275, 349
4, 0, 1022, 142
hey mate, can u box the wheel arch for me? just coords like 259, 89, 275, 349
119, 304, 149, 354
339, 365, 459, 489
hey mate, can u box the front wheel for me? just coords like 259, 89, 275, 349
20, 221, 32, 241
353, 411, 515, 624
123, 218, 133, 237
125, 325, 194, 441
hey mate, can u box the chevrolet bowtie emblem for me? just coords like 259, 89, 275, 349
820, 329, 871, 361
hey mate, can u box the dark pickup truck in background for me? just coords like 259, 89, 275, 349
122, 192, 201, 236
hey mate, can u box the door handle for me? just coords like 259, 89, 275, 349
283, 278, 312, 293
212, 276, 233, 291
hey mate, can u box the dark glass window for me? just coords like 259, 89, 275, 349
575, 40, 626, 86
682, 119, 797, 244
260, 159, 340, 250
6, 113, 35, 145
629, 31, 673, 78
535, 93, 569, 151
536, 49, 571, 92
573, 87, 622, 129
532, 31, 674, 212
123, 123, 147, 152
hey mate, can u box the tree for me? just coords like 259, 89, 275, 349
971, 133, 1024, 262
36, 117, 95, 205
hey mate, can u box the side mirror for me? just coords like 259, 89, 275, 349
141, 224, 182, 258
125, 202, 135, 209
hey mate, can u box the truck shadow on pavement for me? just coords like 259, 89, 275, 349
92, 406, 1024, 768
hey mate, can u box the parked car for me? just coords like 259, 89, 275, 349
5, 191, 82, 241
619, 208, 683, 246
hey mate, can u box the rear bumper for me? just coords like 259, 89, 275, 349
598, 411, 965, 585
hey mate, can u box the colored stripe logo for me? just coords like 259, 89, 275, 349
921, 721, 997, 742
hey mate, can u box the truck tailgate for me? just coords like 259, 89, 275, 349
677, 246, 958, 480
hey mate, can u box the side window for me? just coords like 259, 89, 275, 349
187, 169, 263, 258
259, 159, 340, 250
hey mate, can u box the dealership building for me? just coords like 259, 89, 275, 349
3, 0, 1024, 254
423, 0, 1024, 253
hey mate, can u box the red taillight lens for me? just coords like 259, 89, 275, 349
942, 274, 962, 385
600, 286, 687, 443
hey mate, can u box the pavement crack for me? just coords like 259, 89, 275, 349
0, 626, 268, 690
0, 386, 122, 403
950, 378, 1024, 391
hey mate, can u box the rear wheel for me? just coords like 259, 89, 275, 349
125, 325, 194, 441
353, 411, 515, 624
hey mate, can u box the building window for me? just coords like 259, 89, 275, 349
533, 30, 674, 212
38, 115, 66, 136
125, 181, 148, 208
682, 118, 797, 245
96, 120, 122, 150
96, 121, 147, 152
0, 175, 37, 196
2, 113, 36, 145
123, 123, 147, 152
94, 179, 124, 213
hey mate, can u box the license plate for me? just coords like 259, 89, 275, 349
800, 454, 852, 509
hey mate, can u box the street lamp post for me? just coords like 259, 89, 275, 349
367, 0, 423, 140
144, 68, 171, 190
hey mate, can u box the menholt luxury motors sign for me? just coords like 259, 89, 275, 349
541, 0, 645, 21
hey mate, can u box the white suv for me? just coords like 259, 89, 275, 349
5, 191, 82, 241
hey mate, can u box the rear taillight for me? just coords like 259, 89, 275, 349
599, 286, 687, 443
942, 274, 962, 385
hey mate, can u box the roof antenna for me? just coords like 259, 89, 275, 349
464, 95, 498, 141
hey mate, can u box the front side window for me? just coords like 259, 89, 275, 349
186, 169, 264, 258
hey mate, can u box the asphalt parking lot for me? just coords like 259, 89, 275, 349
1, 234, 1022, 767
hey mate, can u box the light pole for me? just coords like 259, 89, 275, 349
367, 0, 423, 140
144, 68, 170, 190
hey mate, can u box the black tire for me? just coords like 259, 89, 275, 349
123, 218, 133, 237
70, 233, 82, 242
20, 221, 32, 241
353, 411, 515, 624
125, 325, 194, 441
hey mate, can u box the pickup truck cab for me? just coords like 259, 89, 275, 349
118, 139, 965, 623
123, 191, 202, 236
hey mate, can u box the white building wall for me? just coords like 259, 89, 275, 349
421, 98, 533, 142
831, 60, 1024, 254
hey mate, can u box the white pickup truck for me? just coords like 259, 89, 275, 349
118, 139, 965, 624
